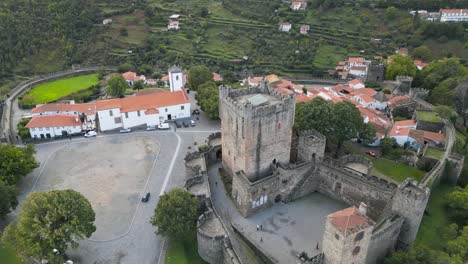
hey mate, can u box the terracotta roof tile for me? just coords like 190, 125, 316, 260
32, 103, 96, 116
423, 131, 445, 143
328, 207, 373, 234
25, 115, 81, 128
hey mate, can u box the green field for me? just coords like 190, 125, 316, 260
415, 183, 452, 249
21, 74, 99, 105
425, 147, 445, 160
0, 245, 23, 264
416, 111, 442, 123
166, 236, 206, 264
372, 159, 425, 182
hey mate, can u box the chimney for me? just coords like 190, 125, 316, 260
358, 202, 367, 216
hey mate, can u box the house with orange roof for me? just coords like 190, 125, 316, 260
122, 71, 146, 86
348, 79, 365, 89
26, 115, 83, 139
299, 25, 310, 34
290, 1, 307, 11
414, 60, 428, 70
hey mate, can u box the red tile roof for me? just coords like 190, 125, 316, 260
423, 131, 445, 143
136, 88, 168, 96
350, 66, 367, 72
275, 87, 294, 95
145, 108, 160, 115
296, 93, 312, 103
348, 57, 365, 64
26, 115, 81, 128
161, 75, 169, 82
213, 72, 222, 81
414, 60, 428, 68
394, 119, 417, 127
353, 88, 376, 97
31, 103, 96, 116
338, 61, 346, 66
348, 79, 364, 86
122, 71, 144, 82
328, 207, 372, 234
388, 95, 412, 107
96, 88, 190, 112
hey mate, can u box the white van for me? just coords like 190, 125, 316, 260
158, 123, 170, 130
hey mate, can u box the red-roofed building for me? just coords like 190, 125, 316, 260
122, 71, 146, 86
213, 72, 223, 81
414, 60, 428, 70
26, 115, 82, 139
290, 1, 307, 11
348, 79, 365, 89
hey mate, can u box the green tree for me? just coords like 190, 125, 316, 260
187, 65, 212, 91
430, 78, 458, 106
380, 137, 397, 155
107, 74, 128, 97
0, 144, 38, 186
386, 54, 417, 80
97, 66, 107, 80
419, 58, 468, 90
195, 81, 219, 119
294, 98, 332, 135
384, 245, 451, 264
150, 188, 199, 239
118, 63, 132, 73
446, 186, 468, 221
133, 80, 144, 91
384, 6, 399, 21
446, 225, 468, 261
6, 190, 96, 263
0, 180, 18, 219
360, 123, 377, 145
433, 105, 457, 122
330, 101, 364, 154
411, 46, 432, 62
17, 118, 31, 141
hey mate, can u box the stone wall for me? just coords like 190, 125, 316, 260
366, 215, 404, 264
366, 63, 385, 82
297, 130, 326, 163
197, 210, 226, 264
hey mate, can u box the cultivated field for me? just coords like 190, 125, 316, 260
20, 74, 99, 105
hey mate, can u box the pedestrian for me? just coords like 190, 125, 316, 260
260, 237, 263, 243
260, 225, 263, 230
316, 242, 319, 250
215, 181, 218, 186
256, 225, 259, 231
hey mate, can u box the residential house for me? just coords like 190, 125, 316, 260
145, 79, 157, 86
395, 48, 409, 56
300, 25, 310, 34
389, 120, 419, 148
168, 20, 180, 30
278, 22, 292, 32
122, 71, 145, 86
348, 79, 365, 89
334, 57, 372, 80
439, 9, 468, 22
26, 115, 82, 139
414, 60, 428, 70
290, 1, 307, 11
102, 19, 113, 25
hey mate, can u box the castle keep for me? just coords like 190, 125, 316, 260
214, 83, 430, 264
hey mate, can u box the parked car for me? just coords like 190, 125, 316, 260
365, 151, 377, 158
146, 125, 156, 131
84, 131, 97, 138
183, 121, 190, 127
192, 109, 200, 115
175, 121, 182, 128
141, 192, 150, 202
158, 123, 170, 130
119, 128, 132, 133
190, 120, 196, 127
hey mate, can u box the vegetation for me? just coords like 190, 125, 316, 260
195, 81, 219, 119
2, 190, 96, 264
0, 245, 23, 264
385, 54, 417, 80
151, 188, 199, 240
416, 111, 442, 123
425, 147, 444, 160
372, 159, 425, 182
107, 74, 128, 97
16, 118, 31, 141
0, 180, 18, 220
187, 65, 213, 91
0, 144, 38, 186
165, 234, 206, 264
20, 74, 99, 106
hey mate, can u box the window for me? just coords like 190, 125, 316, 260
125, 112, 129, 118
31, 128, 35, 131
39, 128, 43, 131
165, 108, 168, 112
137, 110, 141, 117
355, 231, 364, 242
176, 75, 179, 81
46, 127, 50, 131
181, 105, 184, 110
109, 110, 113, 116
335, 234, 340, 240
114, 117, 122, 124
352, 246, 360, 256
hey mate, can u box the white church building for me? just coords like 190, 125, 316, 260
96, 66, 190, 131
25, 66, 191, 136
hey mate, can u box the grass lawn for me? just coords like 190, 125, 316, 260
416, 111, 442, 123
0, 245, 23, 264
313, 44, 348, 69
21, 74, 99, 105
415, 183, 452, 249
425, 147, 445, 160
372, 159, 425, 182
166, 235, 206, 264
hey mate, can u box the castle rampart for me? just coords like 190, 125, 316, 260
366, 214, 404, 264
197, 210, 227, 264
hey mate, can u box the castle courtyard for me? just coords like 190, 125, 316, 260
208, 162, 347, 264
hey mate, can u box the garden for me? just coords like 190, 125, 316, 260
19, 74, 99, 107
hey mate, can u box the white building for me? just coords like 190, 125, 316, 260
348, 79, 365, 89
290, 1, 306, 11
168, 20, 180, 30
26, 115, 82, 139
122, 71, 146, 86
102, 19, 113, 25
168, 65, 184, 92
440, 9, 468, 22
278, 23, 291, 32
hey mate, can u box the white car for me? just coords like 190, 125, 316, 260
146, 125, 157, 131
84, 131, 97, 138
158, 123, 170, 130
190, 120, 196, 127
119, 128, 132, 133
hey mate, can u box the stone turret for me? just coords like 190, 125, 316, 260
366, 63, 385, 82
322, 203, 374, 264
219, 85, 295, 181
390, 179, 430, 250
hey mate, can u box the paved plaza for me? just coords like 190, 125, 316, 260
208, 162, 347, 264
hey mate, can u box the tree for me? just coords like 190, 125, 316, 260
446, 186, 468, 221
433, 105, 457, 123
6, 190, 96, 263
381, 137, 397, 155
330, 101, 364, 154
200, 7, 209, 17
360, 123, 377, 145
0, 144, 38, 186
195, 81, 219, 119
133, 80, 144, 91
119, 27, 128, 36
384, 6, 399, 21
454, 80, 468, 125
97, 66, 107, 80
386, 54, 417, 80
187, 65, 213, 91
0, 180, 18, 219
294, 98, 332, 135
150, 188, 199, 240
107, 74, 128, 97
118, 63, 132, 73
430, 78, 458, 106
411, 46, 432, 62
17, 118, 31, 141
384, 245, 452, 264
419, 58, 468, 90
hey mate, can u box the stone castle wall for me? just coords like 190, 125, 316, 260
366, 215, 404, 264
197, 210, 226, 264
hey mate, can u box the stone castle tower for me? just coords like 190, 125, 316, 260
390, 179, 430, 250
219, 83, 295, 180
322, 203, 374, 264
366, 63, 385, 82
169, 65, 184, 92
